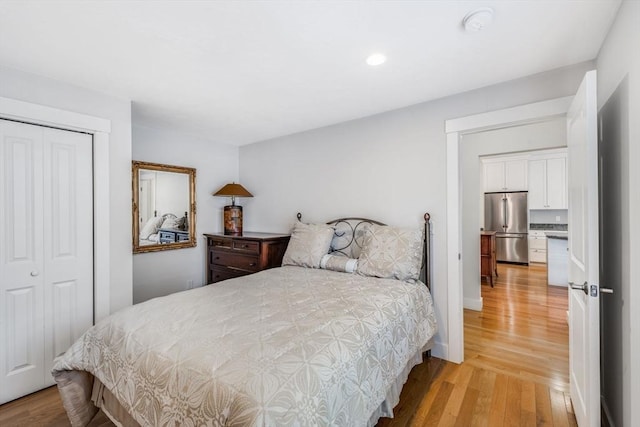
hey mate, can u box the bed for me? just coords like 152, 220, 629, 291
53, 214, 437, 426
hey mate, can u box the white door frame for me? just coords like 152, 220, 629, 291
444, 96, 574, 363
0, 96, 111, 322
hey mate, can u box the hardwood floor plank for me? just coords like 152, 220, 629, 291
452, 387, 480, 427
486, 373, 509, 427
504, 376, 522, 426
521, 380, 536, 415
550, 388, 571, 427
535, 382, 554, 427
441, 363, 474, 418
422, 381, 455, 427
468, 370, 496, 427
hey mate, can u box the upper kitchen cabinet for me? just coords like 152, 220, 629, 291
528, 149, 567, 209
482, 156, 528, 192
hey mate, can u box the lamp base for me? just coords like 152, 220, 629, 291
223, 205, 243, 235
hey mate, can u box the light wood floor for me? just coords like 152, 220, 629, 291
0, 263, 575, 426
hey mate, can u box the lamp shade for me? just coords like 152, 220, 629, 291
212, 183, 253, 198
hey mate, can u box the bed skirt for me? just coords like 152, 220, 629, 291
56, 339, 434, 427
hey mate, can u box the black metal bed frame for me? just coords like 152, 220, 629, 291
296, 212, 432, 290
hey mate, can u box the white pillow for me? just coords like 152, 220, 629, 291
282, 222, 335, 268
140, 216, 164, 240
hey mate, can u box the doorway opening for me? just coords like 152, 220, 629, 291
459, 124, 571, 394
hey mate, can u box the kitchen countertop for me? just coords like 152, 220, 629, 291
545, 231, 568, 240
530, 223, 568, 231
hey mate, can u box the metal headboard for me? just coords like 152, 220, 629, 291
295, 212, 432, 289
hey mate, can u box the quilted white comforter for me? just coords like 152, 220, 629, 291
53, 266, 437, 426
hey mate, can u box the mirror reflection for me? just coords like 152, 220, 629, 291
132, 161, 196, 253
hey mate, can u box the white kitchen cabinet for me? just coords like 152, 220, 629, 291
528, 151, 567, 209
529, 230, 548, 264
482, 156, 528, 192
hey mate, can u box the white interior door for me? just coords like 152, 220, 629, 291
0, 121, 46, 402
567, 70, 600, 427
42, 127, 94, 384
0, 120, 93, 403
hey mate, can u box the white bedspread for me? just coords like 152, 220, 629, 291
53, 266, 437, 426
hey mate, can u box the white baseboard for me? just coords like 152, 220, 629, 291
464, 297, 483, 311
431, 341, 449, 361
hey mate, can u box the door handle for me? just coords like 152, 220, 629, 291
570, 281, 614, 296
569, 281, 588, 295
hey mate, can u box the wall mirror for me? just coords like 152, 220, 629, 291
132, 161, 196, 253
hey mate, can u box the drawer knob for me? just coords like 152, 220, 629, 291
215, 256, 220, 260
249, 262, 256, 267
243, 244, 249, 248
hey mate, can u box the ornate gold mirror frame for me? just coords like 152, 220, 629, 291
132, 161, 196, 254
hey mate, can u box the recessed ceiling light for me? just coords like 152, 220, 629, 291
462, 7, 494, 32
366, 53, 387, 66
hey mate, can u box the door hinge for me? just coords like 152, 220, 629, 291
590, 285, 598, 297
458, 253, 461, 260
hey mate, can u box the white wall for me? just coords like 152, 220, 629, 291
0, 65, 133, 313
239, 61, 594, 358
132, 125, 239, 303
460, 119, 567, 309
596, 1, 640, 425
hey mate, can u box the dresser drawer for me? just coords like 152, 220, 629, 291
209, 266, 249, 283
208, 237, 232, 250
210, 250, 259, 272
232, 240, 260, 254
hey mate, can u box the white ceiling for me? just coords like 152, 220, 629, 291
0, 1, 620, 146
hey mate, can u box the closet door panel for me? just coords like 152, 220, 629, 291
0, 120, 45, 404
43, 128, 93, 382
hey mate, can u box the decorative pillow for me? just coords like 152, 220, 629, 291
282, 222, 335, 268
320, 254, 358, 273
161, 216, 179, 229
356, 224, 423, 281
140, 216, 164, 240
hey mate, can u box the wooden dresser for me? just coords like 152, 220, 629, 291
204, 232, 290, 284
480, 231, 498, 287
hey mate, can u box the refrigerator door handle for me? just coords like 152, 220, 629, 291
502, 197, 508, 229
496, 234, 527, 239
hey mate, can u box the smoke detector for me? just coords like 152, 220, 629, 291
462, 7, 494, 32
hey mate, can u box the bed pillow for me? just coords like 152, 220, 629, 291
161, 215, 179, 229
282, 222, 335, 268
356, 223, 423, 281
140, 216, 164, 240
320, 254, 358, 273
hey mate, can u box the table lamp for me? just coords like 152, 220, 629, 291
213, 182, 253, 235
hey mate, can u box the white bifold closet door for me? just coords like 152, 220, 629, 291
0, 119, 93, 404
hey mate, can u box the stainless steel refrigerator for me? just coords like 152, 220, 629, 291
484, 191, 529, 264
